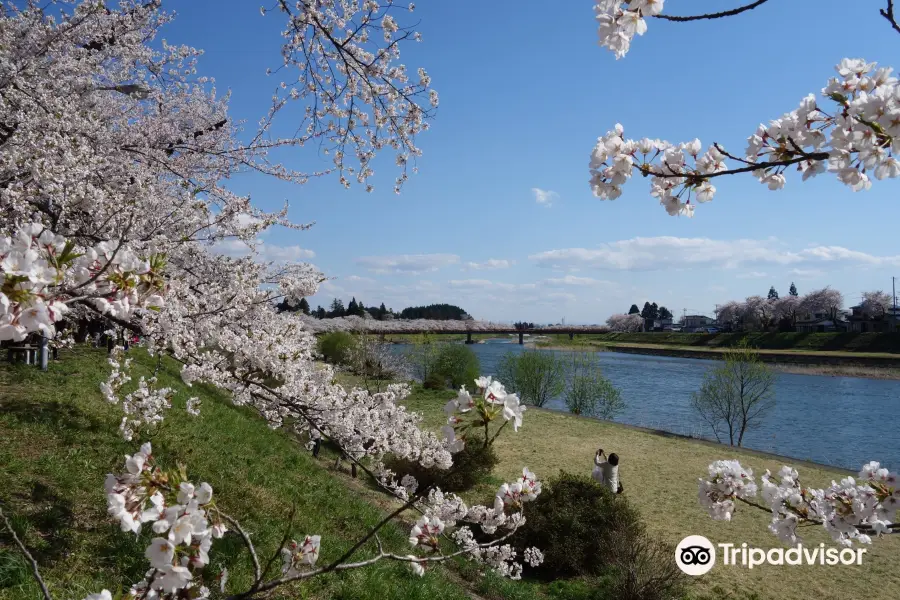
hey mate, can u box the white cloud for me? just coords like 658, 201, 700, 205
529, 237, 900, 272
356, 253, 460, 274
211, 239, 314, 262
532, 187, 558, 207
448, 279, 537, 292
545, 275, 613, 287
343, 275, 376, 284
736, 271, 768, 279
788, 268, 824, 279
463, 259, 513, 271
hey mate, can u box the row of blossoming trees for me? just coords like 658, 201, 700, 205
717, 288, 896, 331
0, 1, 898, 598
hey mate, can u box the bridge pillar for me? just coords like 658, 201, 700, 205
518, 332, 524, 345
569, 332, 574, 340
465, 331, 474, 344
379, 333, 385, 343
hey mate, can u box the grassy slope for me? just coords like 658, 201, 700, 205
538, 332, 900, 355
400, 387, 900, 600
0, 349, 473, 600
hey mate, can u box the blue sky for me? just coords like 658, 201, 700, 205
163, 1, 900, 323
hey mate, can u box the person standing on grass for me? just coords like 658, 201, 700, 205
592, 448, 623, 494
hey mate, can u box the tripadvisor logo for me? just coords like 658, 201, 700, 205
675, 536, 868, 575
675, 535, 715, 575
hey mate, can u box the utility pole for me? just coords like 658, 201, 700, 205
893, 276, 897, 312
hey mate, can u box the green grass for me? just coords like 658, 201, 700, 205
398, 386, 900, 600
0, 349, 473, 600
538, 332, 900, 354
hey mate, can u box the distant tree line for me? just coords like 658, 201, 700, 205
627, 302, 672, 321
277, 298, 472, 321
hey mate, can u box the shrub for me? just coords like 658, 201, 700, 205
385, 434, 498, 492
514, 472, 643, 578
432, 343, 480, 389
599, 527, 687, 600
317, 331, 355, 364
422, 372, 445, 390
512, 472, 686, 600
496, 351, 566, 407
564, 352, 624, 419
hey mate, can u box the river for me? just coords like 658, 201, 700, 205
396, 339, 900, 471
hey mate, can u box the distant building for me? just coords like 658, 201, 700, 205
795, 310, 846, 333
644, 317, 673, 331
682, 315, 714, 332
845, 305, 900, 333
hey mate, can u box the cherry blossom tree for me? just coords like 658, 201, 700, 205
741, 295, 776, 331
772, 294, 801, 329
860, 290, 894, 318
605, 312, 644, 332
0, 2, 547, 597
799, 286, 845, 322
715, 300, 744, 331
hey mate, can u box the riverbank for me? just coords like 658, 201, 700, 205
0, 350, 473, 600
532, 340, 900, 379
542, 331, 900, 353
400, 386, 900, 600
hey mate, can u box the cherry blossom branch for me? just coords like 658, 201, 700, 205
0, 505, 54, 600
637, 151, 829, 179
734, 496, 900, 533
654, 0, 772, 22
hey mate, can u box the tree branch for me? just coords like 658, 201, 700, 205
654, 0, 772, 22
217, 511, 262, 583
881, 0, 900, 35
0, 505, 54, 600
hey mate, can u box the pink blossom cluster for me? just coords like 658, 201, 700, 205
443, 377, 526, 451
700, 460, 898, 546
404, 469, 544, 579
604, 312, 644, 332
594, 1, 665, 59
97, 443, 228, 599
102, 348, 174, 441
0, 224, 165, 342
698, 460, 759, 522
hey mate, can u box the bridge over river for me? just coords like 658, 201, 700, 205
370, 327, 609, 345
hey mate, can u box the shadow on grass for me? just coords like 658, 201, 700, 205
0, 397, 106, 440
1, 483, 75, 573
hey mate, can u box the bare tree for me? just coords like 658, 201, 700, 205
346, 332, 410, 393
497, 351, 566, 407
691, 345, 775, 447
565, 352, 624, 419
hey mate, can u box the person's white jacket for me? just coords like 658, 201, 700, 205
592, 452, 619, 494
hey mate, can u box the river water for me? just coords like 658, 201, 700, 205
396, 339, 900, 471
